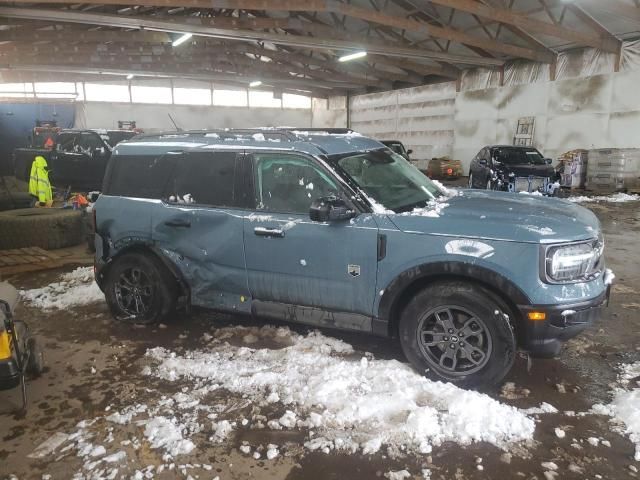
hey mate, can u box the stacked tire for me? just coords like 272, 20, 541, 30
0, 208, 83, 250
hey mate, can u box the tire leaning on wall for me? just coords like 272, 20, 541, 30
0, 208, 83, 250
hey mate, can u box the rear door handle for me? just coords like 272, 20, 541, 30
254, 227, 285, 238
164, 219, 191, 228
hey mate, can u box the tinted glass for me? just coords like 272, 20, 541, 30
386, 143, 406, 155
105, 154, 175, 198
334, 149, 442, 212
104, 131, 137, 147
493, 147, 545, 165
166, 151, 237, 207
77, 132, 104, 151
253, 153, 338, 214
57, 133, 80, 153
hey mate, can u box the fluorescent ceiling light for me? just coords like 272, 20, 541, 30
172, 33, 193, 47
126, 74, 134, 80
249, 80, 262, 87
338, 51, 367, 62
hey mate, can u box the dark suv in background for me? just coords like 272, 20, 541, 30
469, 145, 558, 195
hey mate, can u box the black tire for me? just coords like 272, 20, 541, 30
104, 253, 177, 325
468, 173, 474, 188
399, 281, 516, 388
0, 208, 83, 250
26, 337, 45, 376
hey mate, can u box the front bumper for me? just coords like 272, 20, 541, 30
518, 287, 609, 358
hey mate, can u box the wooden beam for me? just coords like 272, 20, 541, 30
0, 1, 550, 61
479, 0, 558, 59
0, 50, 367, 88
0, 28, 171, 43
0, 44, 393, 87
0, 6, 504, 65
368, 54, 459, 79
427, 0, 621, 53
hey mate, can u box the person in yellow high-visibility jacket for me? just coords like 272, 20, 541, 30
28, 155, 53, 206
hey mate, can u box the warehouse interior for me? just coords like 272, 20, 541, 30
1, 1, 640, 479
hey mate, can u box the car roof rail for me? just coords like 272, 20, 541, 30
279, 127, 357, 135
130, 127, 359, 142
131, 128, 300, 142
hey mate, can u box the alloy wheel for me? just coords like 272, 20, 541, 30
114, 267, 154, 316
416, 305, 492, 376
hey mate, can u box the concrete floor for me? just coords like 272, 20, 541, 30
1, 199, 639, 480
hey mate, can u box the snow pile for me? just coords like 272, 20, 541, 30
144, 416, 195, 456
401, 199, 450, 218
145, 325, 535, 455
431, 179, 461, 199
568, 193, 640, 203
592, 362, 640, 461
20, 267, 104, 309
519, 191, 544, 197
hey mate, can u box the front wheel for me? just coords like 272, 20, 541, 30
399, 281, 516, 388
104, 253, 177, 324
468, 173, 474, 188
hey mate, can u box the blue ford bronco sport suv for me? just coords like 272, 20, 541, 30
93, 129, 611, 387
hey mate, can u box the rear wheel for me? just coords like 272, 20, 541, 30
104, 253, 177, 324
26, 337, 45, 376
399, 281, 516, 388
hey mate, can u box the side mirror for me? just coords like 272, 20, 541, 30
310, 196, 355, 222
406, 149, 413, 155
479, 159, 488, 166
545, 158, 553, 165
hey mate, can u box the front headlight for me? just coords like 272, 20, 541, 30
545, 237, 604, 283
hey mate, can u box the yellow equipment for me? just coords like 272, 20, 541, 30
0, 282, 44, 410
28, 155, 53, 206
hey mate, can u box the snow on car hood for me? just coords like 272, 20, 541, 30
386, 190, 600, 244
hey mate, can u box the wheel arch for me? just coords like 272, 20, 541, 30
377, 262, 530, 340
97, 242, 190, 306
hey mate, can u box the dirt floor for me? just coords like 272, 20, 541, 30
1, 198, 639, 480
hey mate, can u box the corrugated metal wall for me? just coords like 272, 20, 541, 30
319, 40, 640, 173
349, 83, 456, 166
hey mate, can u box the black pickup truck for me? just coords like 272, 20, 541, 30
13, 129, 138, 192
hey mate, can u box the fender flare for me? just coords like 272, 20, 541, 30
375, 261, 532, 334
97, 241, 190, 304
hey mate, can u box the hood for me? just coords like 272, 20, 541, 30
386, 190, 600, 244
495, 162, 554, 178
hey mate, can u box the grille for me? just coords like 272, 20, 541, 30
515, 177, 545, 193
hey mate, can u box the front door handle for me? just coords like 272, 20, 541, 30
164, 219, 191, 228
254, 227, 285, 238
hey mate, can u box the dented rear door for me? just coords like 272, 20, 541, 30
151, 150, 251, 313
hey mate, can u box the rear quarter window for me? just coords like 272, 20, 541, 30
164, 151, 238, 207
103, 153, 175, 198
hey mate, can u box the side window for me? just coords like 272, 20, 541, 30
77, 132, 104, 154
252, 153, 338, 214
104, 153, 174, 198
57, 133, 79, 153
166, 151, 237, 207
